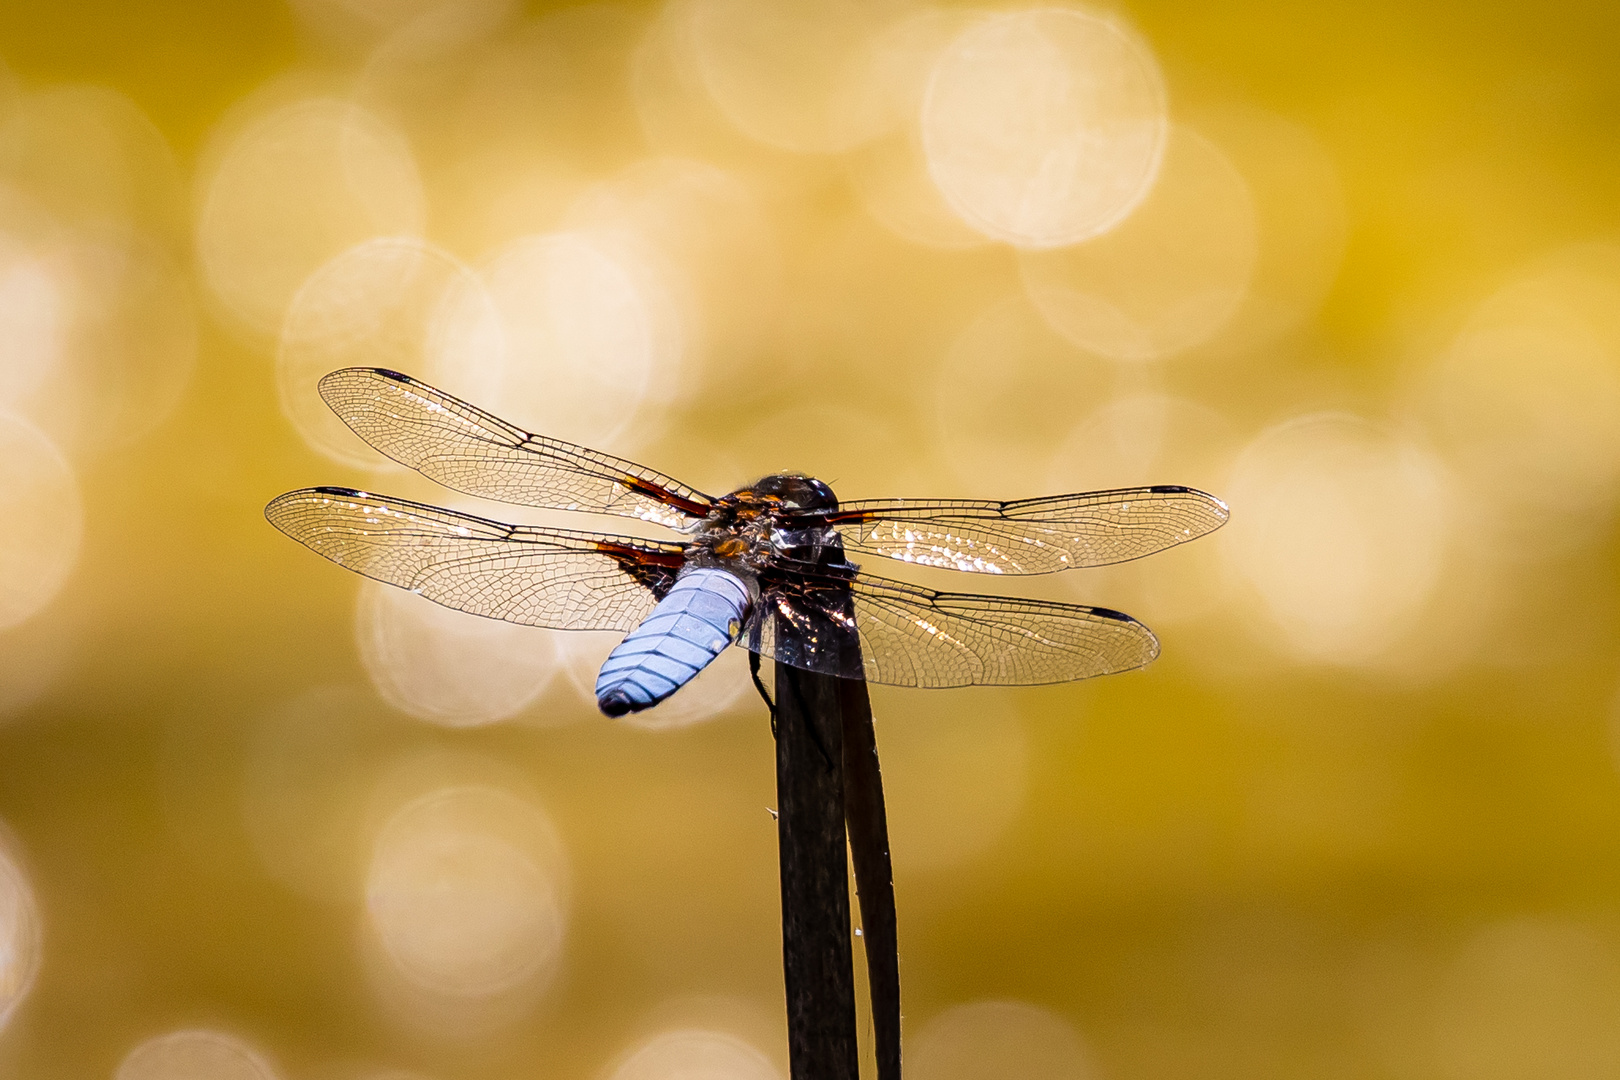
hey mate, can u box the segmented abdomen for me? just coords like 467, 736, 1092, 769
595, 568, 750, 716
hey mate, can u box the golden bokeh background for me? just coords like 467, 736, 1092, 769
1, 0, 1619, 1077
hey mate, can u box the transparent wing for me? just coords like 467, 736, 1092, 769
824, 486, 1229, 574
265, 487, 688, 631
744, 570, 1159, 687
318, 367, 714, 527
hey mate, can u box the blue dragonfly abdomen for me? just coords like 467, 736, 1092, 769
595, 567, 752, 716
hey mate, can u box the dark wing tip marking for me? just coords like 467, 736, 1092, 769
265, 486, 361, 529
320, 366, 410, 382
1084, 605, 1162, 668
1150, 484, 1231, 520
1148, 483, 1230, 503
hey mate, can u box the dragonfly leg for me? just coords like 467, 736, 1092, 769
749, 649, 778, 737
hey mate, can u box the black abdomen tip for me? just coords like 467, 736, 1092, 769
597, 689, 636, 717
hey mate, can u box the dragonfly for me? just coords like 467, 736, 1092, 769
266, 368, 1229, 716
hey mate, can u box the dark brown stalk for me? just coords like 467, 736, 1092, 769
774, 659, 860, 1080
840, 675, 900, 1080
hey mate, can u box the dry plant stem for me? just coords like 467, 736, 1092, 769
775, 659, 860, 1080
840, 675, 900, 1080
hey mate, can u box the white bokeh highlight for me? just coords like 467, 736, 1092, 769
1224, 413, 1451, 666
911, 1001, 1095, 1080
563, 157, 778, 379
1417, 243, 1620, 557
32, 227, 197, 453
279, 236, 490, 468
356, 580, 559, 728
681, 0, 901, 155
922, 8, 1167, 248
845, 8, 990, 249
934, 295, 1114, 496
115, 1030, 279, 1080
197, 95, 427, 336
0, 84, 184, 236
0, 234, 63, 408
0, 830, 40, 1031
609, 1029, 782, 1080
1019, 125, 1257, 361
433, 230, 674, 450
365, 784, 569, 1001
0, 411, 83, 630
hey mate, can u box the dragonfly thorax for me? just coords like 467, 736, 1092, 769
685, 473, 843, 578
751, 473, 839, 511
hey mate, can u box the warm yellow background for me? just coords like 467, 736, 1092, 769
2, 1, 1619, 1078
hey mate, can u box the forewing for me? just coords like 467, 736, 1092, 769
744, 570, 1159, 687
266, 487, 687, 631
318, 367, 713, 527
826, 486, 1229, 574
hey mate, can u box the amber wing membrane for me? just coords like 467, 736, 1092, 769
318, 368, 713, 528
265, 487, 686, 631
826, 486, 1229, 574
745, 569, 1159, 687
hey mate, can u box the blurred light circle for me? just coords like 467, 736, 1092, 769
1419, 244, 1620, 551
1433, 920, 1620, 1080
0, 412, 82, 630
366, 784, 568, 998
356, 580, 559, 728
630, 3, 820, 180
1186, 105, 1347, 353
289, 0, 517, 59
1048, 393, 1240, 628
1044, 392, 1235, 494
934, 296, 1114, 496
850, 132, 988, 250
0, 84, 185, 239
609, 1029, 781, 1080
279, 237, 485, 469
1224, 414, 1450, 666
911, 1001, 1094, 1080
0, 830, 40, 1029
1019, 125, 1257, 361
115, 1030, 278, 1080
34, 227, 197, 454
682, 0, 902, 154
872, 688, 1028, 872
558, 630, 753, 731
0, 234, 64, 407
846, 10, 988, 250
921, 8, 1167, 248
434, 231, 673, 450
197, 96, 426, 337
565, 158, 778, 377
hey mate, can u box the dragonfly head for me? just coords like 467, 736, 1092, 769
752, 473, 839, 512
